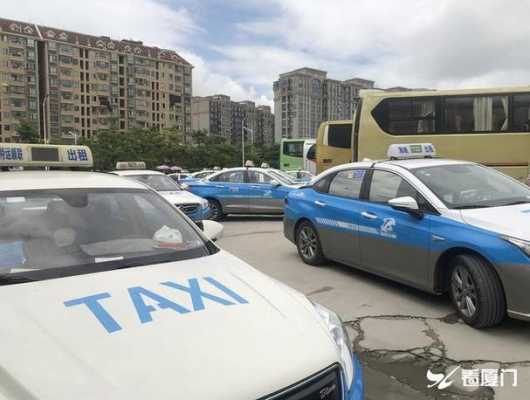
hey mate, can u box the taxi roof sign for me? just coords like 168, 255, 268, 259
115, 161, 146, 170
387, 143, 436, 160
0, 144, 93, 168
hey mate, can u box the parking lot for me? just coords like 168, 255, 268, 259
217, 217, 530, 400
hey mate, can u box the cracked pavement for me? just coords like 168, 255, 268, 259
218, 218, 530, 400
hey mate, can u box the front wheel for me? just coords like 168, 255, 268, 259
296, 221, 325, 266
450, 254, 505, 328
207, 199, 224, 221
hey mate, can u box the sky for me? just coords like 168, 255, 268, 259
4, 0, 530, 109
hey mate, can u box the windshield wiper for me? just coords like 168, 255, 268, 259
499, 200, 530, 206
0, 275, 33, 285
453, 204, 493, 209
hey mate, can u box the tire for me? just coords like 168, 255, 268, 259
295, 221, 326, 266
449, 254, 505, 328
207, 199, 224, 221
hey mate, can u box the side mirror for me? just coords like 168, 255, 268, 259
270, 179, 281, 187
201, 220, 224, 241
388, 196, 423, 218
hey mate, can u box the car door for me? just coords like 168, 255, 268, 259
358, 168, 431, 286
209, 170, 249, 213
311, 168, 366, 266
246, 170, 282, 213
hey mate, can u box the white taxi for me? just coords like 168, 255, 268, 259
111, 162, 210, 227
0, 144, 363, 400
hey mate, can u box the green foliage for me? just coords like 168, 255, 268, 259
82, 128, 278, 171
16, 120, 40, 144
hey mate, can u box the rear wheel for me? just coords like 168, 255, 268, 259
207, 199, 224, 221
450, 254, 505, 328
296, 221, 325, 266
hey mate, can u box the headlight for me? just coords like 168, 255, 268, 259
502, 235, 530, 257
201, 199, 209, 209
179, 183, 189, 190
313, 303, 354, 387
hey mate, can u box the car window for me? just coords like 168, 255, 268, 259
369, 170, 416, 203
211, 171, 245, 183
247, 171, 274, 184
128, 174, 180, 191
328, 169, 366, 199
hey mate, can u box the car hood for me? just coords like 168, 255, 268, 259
0, 251, 337, 400
460, 203, 530, 239
159, 190, 204, 205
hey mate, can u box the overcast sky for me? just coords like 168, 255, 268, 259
4, 0, 530, 108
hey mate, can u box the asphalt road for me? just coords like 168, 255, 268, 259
216, 216, 530, 400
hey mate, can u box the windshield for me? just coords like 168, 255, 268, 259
193, 171, 214, 179
268, 170, 298, 185
412, 164, 530, 209
128, 174, 180, 191
0, 189, 212, 284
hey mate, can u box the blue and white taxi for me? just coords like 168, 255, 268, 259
0, 144, 363, 400
187, 163, 301, 220
111, 162, 210, 227
285, 143, 530, 328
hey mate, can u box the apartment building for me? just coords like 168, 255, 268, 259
191, 95, 274, 146
273, 68, 374, 141
256, 105, 274, 147
0, 17, 192, 143
0, 21, 40, 142
191, 94, 232, 141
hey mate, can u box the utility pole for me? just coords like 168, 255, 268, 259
241, 119, 254, 166
241, 119, 245, 166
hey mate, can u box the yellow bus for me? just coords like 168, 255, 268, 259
316, 87, 530, 180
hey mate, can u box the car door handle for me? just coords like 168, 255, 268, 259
250, 185, 262, 189
314, 200, 326, 207
214, 185, 226, 188
361, 211, 378, 220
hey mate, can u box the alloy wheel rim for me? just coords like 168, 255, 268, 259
451, 265, 478, 318
299, 226, 318, 259
209, 201, 220, 219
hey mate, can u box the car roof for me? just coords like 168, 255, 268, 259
111, 169, 165, 176
209, 167, 271, 174
0, 171, 147, 191
384, 158, 474, 169
317, 158, 474, 178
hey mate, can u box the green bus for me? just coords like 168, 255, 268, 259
280, 138, 316, 171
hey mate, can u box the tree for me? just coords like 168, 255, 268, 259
16, 120, 40, 143
82, 128, 276, 172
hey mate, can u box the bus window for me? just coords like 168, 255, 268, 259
325, 124, 352, 148
307, 144, 316, 161
444, 96, 508, 132
373, 98, 436, 134
511, 94, 530, 132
